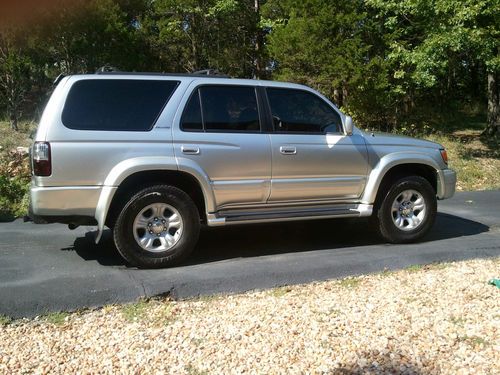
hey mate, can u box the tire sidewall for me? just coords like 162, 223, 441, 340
378, 176, 437, 243
114, 186, 200, 268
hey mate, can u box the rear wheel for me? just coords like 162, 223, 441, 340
375, 176, 437, 243
113, 185, 200, 268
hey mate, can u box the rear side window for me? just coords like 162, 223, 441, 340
181, 90, 203, 131
181, 85, 261, 132
62, 79, 179, 131
266, 88, 341, 134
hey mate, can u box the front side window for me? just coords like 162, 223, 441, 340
62, 79, 179, 131
266, 88, 342, 134
181, 85, 261, 132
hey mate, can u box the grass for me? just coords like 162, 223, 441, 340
43, 312, 70, 325
0, 314, 12, 326
449, 316, 467, 327
405, 264, 424, 273
270, 286, 293, 297
121, 300, 149, 322
0, 121, 37, 153
185, 365, 209, 375
378, 269, 395, 278
425, 131, 500, 191
339, 277, 362, 288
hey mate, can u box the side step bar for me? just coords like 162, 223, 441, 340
207, 204, 373, 227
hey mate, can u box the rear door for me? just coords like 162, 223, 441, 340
172, 83, 272, 209
265, 87, 368, 202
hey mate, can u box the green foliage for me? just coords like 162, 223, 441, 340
142, 0, 260, 76
121, 300, 149, 321
339, 277, 362, 288
0, 121, 32, 221
0, 314, 12, 326
0, 175, 30, 221
43, 312, 70, 325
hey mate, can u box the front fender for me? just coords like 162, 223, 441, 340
361, 152, 442, 204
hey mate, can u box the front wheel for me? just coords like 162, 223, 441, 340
375, 176, 437, 243
113, 185, 200, 268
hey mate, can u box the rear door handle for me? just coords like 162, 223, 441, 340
280, 146, 297, 155
181, 146, 200, 155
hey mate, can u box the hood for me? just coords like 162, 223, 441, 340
360, 130, 442, 149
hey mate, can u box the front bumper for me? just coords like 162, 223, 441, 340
437, 168, 456, 200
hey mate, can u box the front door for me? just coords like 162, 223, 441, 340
265, 87, 368, 202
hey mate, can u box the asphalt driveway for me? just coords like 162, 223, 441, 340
1, 191, 499, 318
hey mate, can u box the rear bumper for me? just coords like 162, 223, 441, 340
437, 168, 456, 200
30, 184, 101, 219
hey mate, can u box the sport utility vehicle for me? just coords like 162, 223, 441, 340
30, 72, 456, 268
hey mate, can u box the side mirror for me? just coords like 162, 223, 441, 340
344, 115, 353, 136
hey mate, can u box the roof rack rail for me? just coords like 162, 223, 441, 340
53, 73, 66, 86
96, 66, 120, 74
192, 69, 226, 76
93, 68, 231, 79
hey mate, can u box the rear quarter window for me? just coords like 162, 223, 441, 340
61, 79, 179, 131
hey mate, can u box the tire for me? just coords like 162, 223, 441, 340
375, 176, 437, 243
113, 185, 200, 268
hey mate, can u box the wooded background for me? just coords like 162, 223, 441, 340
0, 0, 498, 135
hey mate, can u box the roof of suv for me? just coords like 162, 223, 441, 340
64, 71, 312, 91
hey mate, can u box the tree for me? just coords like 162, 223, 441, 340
142, 0, 260, 76
263, 0, 394, 128
34, 0, 149, 75
366, 0, 500, 135
0, 32, 33, 131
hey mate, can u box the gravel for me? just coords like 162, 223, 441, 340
1, 257, 499, 374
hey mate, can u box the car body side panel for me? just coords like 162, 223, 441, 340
268, 133, 368, 201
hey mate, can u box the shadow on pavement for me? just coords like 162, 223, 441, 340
68, 212, 490, 267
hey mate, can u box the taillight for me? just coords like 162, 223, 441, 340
440, 149, 448, 165
33, 142, 51, 176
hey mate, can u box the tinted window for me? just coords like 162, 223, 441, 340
267, 88, 341, 134
62, 79, 179, 131
200, 86, 260, 132
181, 91, 203, 131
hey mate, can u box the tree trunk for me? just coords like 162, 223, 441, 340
333, 88, 343, 108
483, 72, 499, 136
342, 85, 348, 108
10, 112, 18, 131
254, 0, 264, 79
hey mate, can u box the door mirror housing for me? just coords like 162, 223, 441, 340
344, 116, 353, 136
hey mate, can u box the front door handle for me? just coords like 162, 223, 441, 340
181, 146, 200, 155
280, 146, 297, 155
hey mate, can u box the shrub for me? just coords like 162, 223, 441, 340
0, 175, 30, 221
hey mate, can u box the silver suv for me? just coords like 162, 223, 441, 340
30, 72, 456, 268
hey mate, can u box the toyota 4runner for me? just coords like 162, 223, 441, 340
29, 72, 456, 268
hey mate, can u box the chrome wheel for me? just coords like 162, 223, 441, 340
133, 203, 183, 253
391, 189, 426, 231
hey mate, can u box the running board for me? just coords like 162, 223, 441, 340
207, 204, 372, 226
